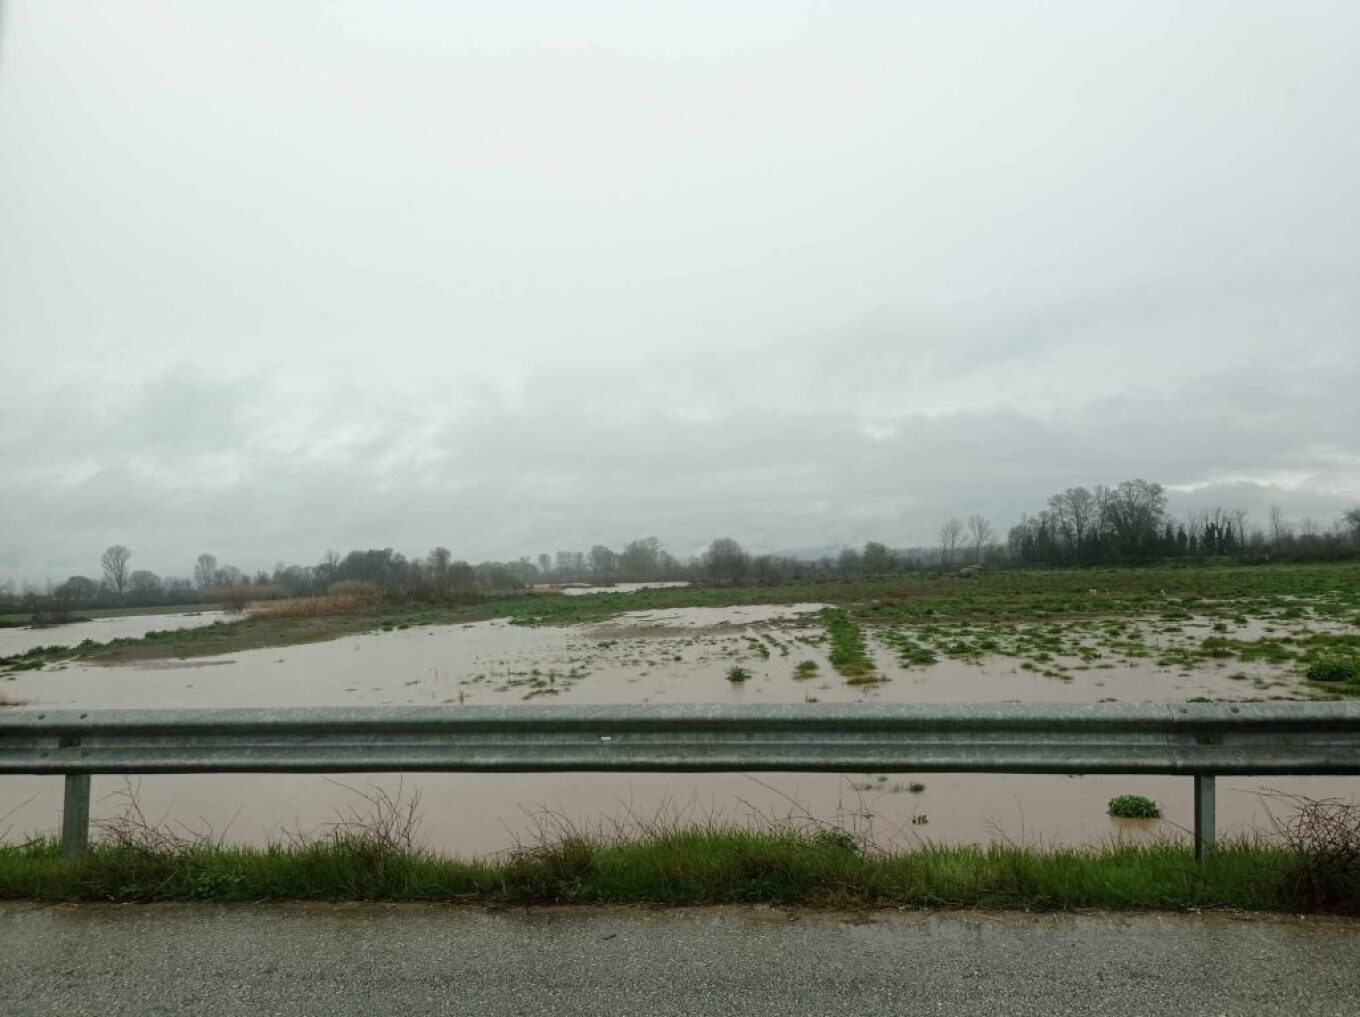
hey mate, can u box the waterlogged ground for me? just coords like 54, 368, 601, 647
2, 594, 1356, 855
0, 611, 226, 658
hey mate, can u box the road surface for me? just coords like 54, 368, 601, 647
2, 902, 1357, 1015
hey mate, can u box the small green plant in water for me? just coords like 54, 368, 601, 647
793, 660, 819, 679
1306, 657, 1360, 683
726, 666, 752, 683
1108, 794, 1160, 819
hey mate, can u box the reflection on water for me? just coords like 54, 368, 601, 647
0, 603, 1353, 853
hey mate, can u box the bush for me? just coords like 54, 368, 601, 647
1108, 794, 1160, 819
1265, 792, 1360, 909
726, 666, 752, 683
1306, 657, 1360, 683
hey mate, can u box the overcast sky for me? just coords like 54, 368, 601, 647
2, 1, 1358, 583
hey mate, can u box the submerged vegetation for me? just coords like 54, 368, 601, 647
1108, 795, 1161, 819
820, 608, 877, 682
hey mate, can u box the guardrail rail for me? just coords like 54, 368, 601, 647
2, 701, 1358, 859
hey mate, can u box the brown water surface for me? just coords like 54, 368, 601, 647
0, 604, 1351, 854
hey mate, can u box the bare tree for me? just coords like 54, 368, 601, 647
588, 544, 618, 579
193, 553, 219, 590
1343, 507, 1360, 542
938, 518, 963, 565
966, 515, 993, 563
1048, 486, 1095, 555
1268, 505, 1290, 543
100, 545, 132, 597
1230, 508, 1249, 549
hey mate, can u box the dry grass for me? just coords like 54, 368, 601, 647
1263, 790, 1360, 908
251, 582, 386, 619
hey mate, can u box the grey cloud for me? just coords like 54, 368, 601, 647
1, 2, 1358, 583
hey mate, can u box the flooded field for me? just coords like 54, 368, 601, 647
0, 601, 1354, 855
0, 611, 226, 658
562, 581, 691, 596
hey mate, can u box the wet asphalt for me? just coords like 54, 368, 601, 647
2, 902, 1357, 1016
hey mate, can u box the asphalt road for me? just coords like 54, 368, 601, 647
2, 902, 1357, 1016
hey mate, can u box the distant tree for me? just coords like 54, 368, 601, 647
447, 560, 477, 594
938, 519, 963, 565
555, 551, 586, 579
426, 546, 452, 590
1268, 505, 1290, 544
1099, 480, 1166, 560
316, 550, 341, 587
703, 537, 750, 585
837, 547, 862, 575
862, 541, 892, 574
589, 544, 619, 579
193, 553, 218, 590
128, 570, 163, 601
56, 575, 100, 604
1344, 507, 1360, 541
100, 545, 132, 597
1049, 487, 1095, 559
1230, 508, 1249, 549
619, 537, 663, 580
966, 515, 993, 563
536, 553, 552, 577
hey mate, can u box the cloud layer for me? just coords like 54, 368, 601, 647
2, 2, 1357, 582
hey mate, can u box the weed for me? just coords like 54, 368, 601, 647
1305, 657, 1360, 683
1263, 791, 1360, 909
1108, 794, 1160, 819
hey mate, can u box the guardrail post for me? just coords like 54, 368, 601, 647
1193, 774, 1215, 861
61, 773, 91, 858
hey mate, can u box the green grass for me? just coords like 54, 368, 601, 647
1304, 656, 1360, 683
821, 608, 876, 680
0, 832, 1341, 912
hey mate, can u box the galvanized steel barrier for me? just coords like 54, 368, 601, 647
3, 701, 1359, 860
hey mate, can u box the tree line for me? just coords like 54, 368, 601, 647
1003, 481, 1360, 566
3, 483, 1358, 620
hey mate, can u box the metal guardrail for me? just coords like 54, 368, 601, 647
3, 702, 1359, 860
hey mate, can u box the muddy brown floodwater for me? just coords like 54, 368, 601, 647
0, 611, 227, 658
0, 603, 1353, 856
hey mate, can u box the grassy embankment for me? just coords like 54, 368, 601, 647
3, 562, 1358, 692
0, 832, 1347, 912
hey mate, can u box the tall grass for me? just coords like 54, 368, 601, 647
0, 831, 1326, 911
1, 782, 1353, 911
